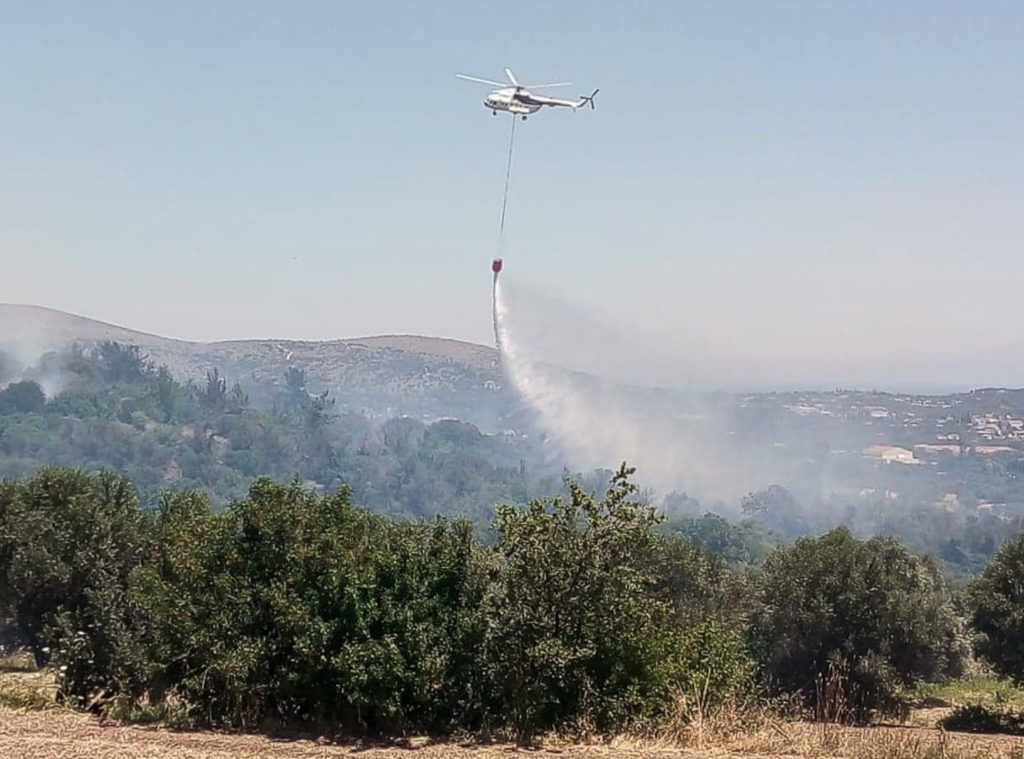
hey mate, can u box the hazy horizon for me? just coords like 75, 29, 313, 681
0, 297, 1018, 395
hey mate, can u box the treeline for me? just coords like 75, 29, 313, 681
5, 466, 1024, 739
665, 483, 1024, 578
3, 342, 1022, 579
0, 342, 554, 520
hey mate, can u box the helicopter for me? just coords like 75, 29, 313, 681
456, 68, 598, 120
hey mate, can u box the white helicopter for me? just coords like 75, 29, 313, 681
456, 67, 598, 120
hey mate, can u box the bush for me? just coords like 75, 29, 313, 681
754, 527, 969, 722
971, 534, 1024, 685
17, 465, 993, 741
940, 703, 1024, 735
130, 480, 489, 732
672, 618, 756, 713
485, 464, 683, 740
0, 467, 149, 704
0, 675, 54, 710
654, 533, 752, 627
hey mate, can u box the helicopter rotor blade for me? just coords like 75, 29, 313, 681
522, 82, 572, 89
456, 73, 507, 87
504, 67, 520, 86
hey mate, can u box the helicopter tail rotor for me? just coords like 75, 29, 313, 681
578, 88, 599, 110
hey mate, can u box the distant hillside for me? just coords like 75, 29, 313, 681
0, 304, 510, 429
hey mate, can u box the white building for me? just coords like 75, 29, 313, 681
862, 444, 916, 464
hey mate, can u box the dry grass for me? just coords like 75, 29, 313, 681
0, 648, 37, 671
1, 705, 1023, 759
728, 720, 1024, 758
0, 706, 692, 758
654, 688, 1024, 759
0, 667, 59, 711
0, 664, 1021, 759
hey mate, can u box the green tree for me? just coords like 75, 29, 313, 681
971, 533, 1024, 684
0, 380, 46, 414
653, 532, 750, 626
0, 468, 148, 695
663, 512, 775, 565
754, 527, 968, 722
152, 365, 184, 422
283, 366, 307, 409
96, 342, 150, 383
485, 464, 675, 740
131, 479, 489, 731
227, 382, 249, 413
201, 369, 227, 414
741, 485, 808, 538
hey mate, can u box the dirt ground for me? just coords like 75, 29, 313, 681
2, 707, 1024, 759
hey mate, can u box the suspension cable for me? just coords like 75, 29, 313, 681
498, 116, 517, 241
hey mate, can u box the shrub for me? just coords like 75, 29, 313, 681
0, 467, 149, 704
971, 534, 1024, 685
754, 527, 969, 722
130, 480, 488, 732
484, 464, 680, 740
940, 703, 1024, 735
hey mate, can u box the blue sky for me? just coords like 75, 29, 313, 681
2, 1, 1022, 362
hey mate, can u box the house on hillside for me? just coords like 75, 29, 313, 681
973, 445, 1017, 455
862, 444, 916, 464
914, 444, 963, 456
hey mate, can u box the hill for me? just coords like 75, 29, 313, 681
0, 304, 508, 429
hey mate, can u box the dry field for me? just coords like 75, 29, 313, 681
1, 706, 1023, 759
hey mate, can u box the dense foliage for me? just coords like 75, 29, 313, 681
487, 469, 680, 737
2, 342, 1021, 579
0, 343, 556, 522
754, 528, 969, 721
698, 483, 1024, 579
971, 534, 1024, 685
0, 466, 988, 738
131, 480, 490, 730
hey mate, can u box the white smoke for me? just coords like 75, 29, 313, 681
493, 275, 749, 504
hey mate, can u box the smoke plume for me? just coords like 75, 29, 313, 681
493, 275, 757, 505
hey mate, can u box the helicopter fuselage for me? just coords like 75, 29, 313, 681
483, 88, 540, 116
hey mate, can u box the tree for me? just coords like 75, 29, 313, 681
971, 534, 1024, 684
664, 512, 775, 565
152, 365, 183, 422
653, 532, 750, 626
304, 390, 334, 432
0, 380, 46, 414
201, 369, 227, 414
227, 382, 249, 413
283, 366, 307, 409
740, 485, 808, 538
0, 468, 148, 697
485, 464, 675, 740
96, 342, 150, 383
381, 417, 425, 456
754, 527, 969, 721
131, 479, 489, 731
